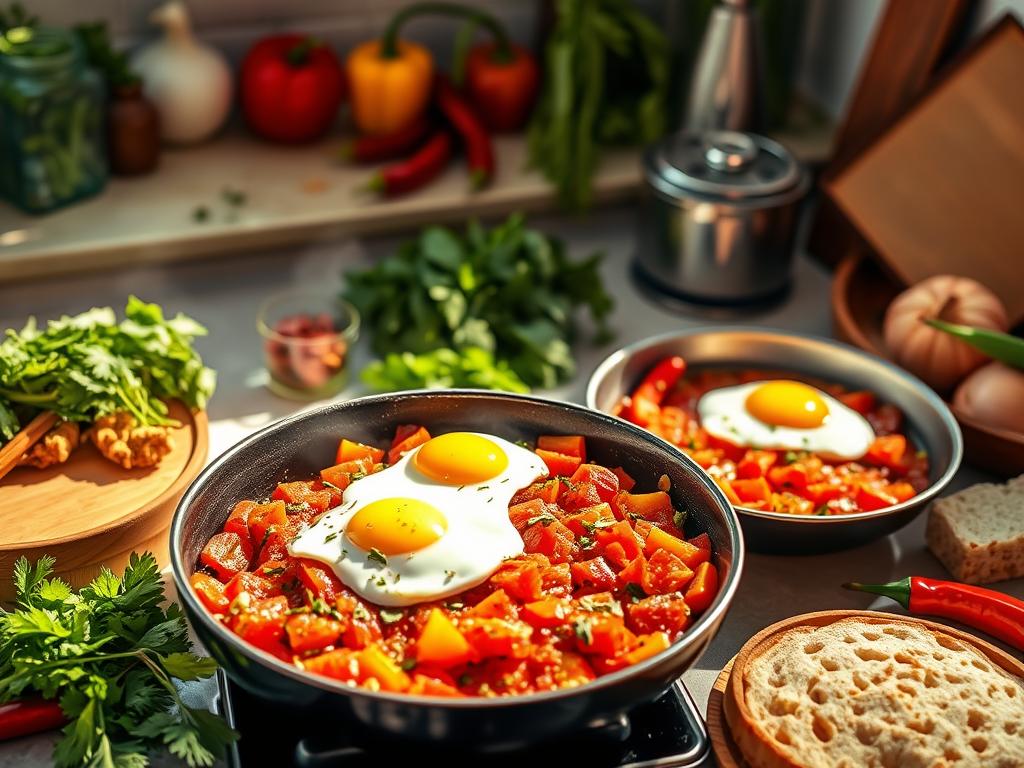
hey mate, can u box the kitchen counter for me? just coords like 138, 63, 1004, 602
0, 206, 1016, 767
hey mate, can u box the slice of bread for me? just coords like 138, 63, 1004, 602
926, 474, 1024, 584
724, 614, 1024, 768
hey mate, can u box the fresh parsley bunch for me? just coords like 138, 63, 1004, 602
0, 553, 236, 768
0, 296, 216, 442
344, 214, 614, 390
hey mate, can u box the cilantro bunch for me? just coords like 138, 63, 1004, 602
0, 553, 236, 767
344, 214, 614, 390
0, 296, 216, 442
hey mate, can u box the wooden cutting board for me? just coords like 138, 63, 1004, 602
0, 401, 207, 601
828, 17, 1024, 326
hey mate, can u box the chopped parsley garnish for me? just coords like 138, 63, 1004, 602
578, 535, 595, 550
783, 450, 800, 465
379, 609, 404, 624
353, 604, 371, 622
625, 583, 647, 602
572, 616, 593, 645
322, 480, 343, 492
673, 509, 686, 530
401, 658, 418, 671
527, 512, 558, 527
579, 594, 621, 615
580, 518, 617, 534
444, 570, 456, 584
324, 532, 338, 543
477, 485, 489, 491
367, 548, 388, 567
261, 565, 286, 577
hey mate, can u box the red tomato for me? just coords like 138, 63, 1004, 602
240, 35, 345, 143
464, 43, 539, 132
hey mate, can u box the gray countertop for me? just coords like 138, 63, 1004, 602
1, 206, 1018, 766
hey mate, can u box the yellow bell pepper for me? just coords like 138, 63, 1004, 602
346, 38, 434, 136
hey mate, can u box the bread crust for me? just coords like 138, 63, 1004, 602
724, 610, 1024, 768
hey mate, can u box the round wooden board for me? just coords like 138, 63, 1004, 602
708, 610, 1024, 768
831, 253, 1024, 476
0, 401, 208, 600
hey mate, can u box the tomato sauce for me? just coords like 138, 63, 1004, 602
192, 427, 720, 697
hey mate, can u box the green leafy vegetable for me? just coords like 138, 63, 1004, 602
924, 318, 1024, 370
0, 553, 236, 767
0, 296, 216, 443
528, 0, 668, 210
74, 21, 140, 89
345, 214, 614, 389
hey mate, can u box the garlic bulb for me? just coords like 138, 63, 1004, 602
131, 2, 232, 145
883, 275, 1009, 393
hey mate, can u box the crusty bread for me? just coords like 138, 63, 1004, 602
725, 615, 1024, 768
926, 474, 1024, 584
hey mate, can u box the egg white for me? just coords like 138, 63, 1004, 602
697, 382, 875, 460
288, 433, 549, 607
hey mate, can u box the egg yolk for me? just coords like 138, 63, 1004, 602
346, 498, 447, 555
413, 432, 509, 485
745, 380, 830, 429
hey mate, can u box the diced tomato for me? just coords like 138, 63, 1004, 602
731, 477, 772, 504
687, 532, 712, 552
806, 481, 843, 506
285, 612, 345, 654
232, 595, 290, 660
617, 491, 678, 533
570, 464, 620, 503
359, 644, 411, 692
735, 450, 777, 479
570, 557, 618, 594
684, 562, 719, 614
657, 406, 689, 446
624, 356, 687, 427
297, 559, 345, 603
602, 541, 629, 570
468, 589, 517, 619
622, 631, 671, 665
559, 481, 602, 512
521, 597, 570, 629
200, 532, 251, 581
388, 425, 431, 464
508, 498, 559, 532
534, 448, 582, 477
714, 477, 741, 505
690, 449, 723, 469
254, 528, 292, 567
537, 435, 586, 460
627, 594, 690, 636
575, 613, 637, 657
460, 618, 533, 659
408, 673, 465, 697
886, 481, 916, 503
190, 572, 229, 614
839, 390, 876, 414
771, 491, 815, 516
611, 466, 636, 492
540, 563, 572, 597
510, 478, 564, 505
523, 518, 576, 564
855, 484, 897, 511
865, 434, 907, 469
303, 648, 361, 682
224, 571, 278, 601
647, 549, 694, 593
271, 481, 334, 514
223, 500, 257, 539
335, 594, 383, 649
248, 501, 288, 549
704, 432, 746, 462
562, 502, 616, 537
596, 520, 643, 562
335, 438, 384, 465
320, 457, 374, 491
490, 560, 544, 602
617, 553, 653, 594
644, 526, 708, 569
768, 464, 809, 490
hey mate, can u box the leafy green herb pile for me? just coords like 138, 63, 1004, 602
344, 214, 614, 391
528, 0, 668, 210
0, 296, 216, 443
0, 553, 236, 767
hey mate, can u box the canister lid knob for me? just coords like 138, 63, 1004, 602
703, 131, 757, 172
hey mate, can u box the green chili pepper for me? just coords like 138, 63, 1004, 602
925, 318, 1024, 370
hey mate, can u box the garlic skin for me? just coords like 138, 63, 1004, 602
131, 2, 233, 145
953, 362, 1024, 436
883, 275, 1009, 393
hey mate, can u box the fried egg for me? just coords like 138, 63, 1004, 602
697, 380, 874, 460
289, 432, 548, 606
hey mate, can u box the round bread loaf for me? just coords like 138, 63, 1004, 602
724, 612, 1024, 768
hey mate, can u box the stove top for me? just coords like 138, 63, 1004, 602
215, 672, 709, 767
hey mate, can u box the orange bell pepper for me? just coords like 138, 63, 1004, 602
347, 36, 434, 136
415, 609, 474, 668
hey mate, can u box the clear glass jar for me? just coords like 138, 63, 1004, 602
0, 27, 108, 214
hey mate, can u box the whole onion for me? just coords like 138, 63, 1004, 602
953, 362, 1024, 435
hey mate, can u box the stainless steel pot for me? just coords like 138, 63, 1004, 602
636, 130, 809, 304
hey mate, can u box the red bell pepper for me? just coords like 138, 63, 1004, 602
623, 356, 687, 427
465, 41, 539, 132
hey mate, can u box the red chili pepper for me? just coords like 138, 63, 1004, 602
623, 356, 687, 427
342, 116, 432, 163
435, 75, 494, 189
843, 577, 1024, 650
0, 699, 66, 741
365, 130, 452, 197
465, 41, 539, 132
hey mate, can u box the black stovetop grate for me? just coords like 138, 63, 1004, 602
216, 672, 709, 767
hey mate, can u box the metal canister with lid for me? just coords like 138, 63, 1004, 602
635, 130, 809, 305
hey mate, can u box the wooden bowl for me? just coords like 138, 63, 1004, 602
0, 401, 208, 601
709, 609, 1024, 768
832, 253, 1024, 476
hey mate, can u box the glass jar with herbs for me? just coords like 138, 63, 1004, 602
0, 26, 108, 214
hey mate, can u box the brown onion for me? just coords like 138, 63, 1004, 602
953, 362, 1024, 435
